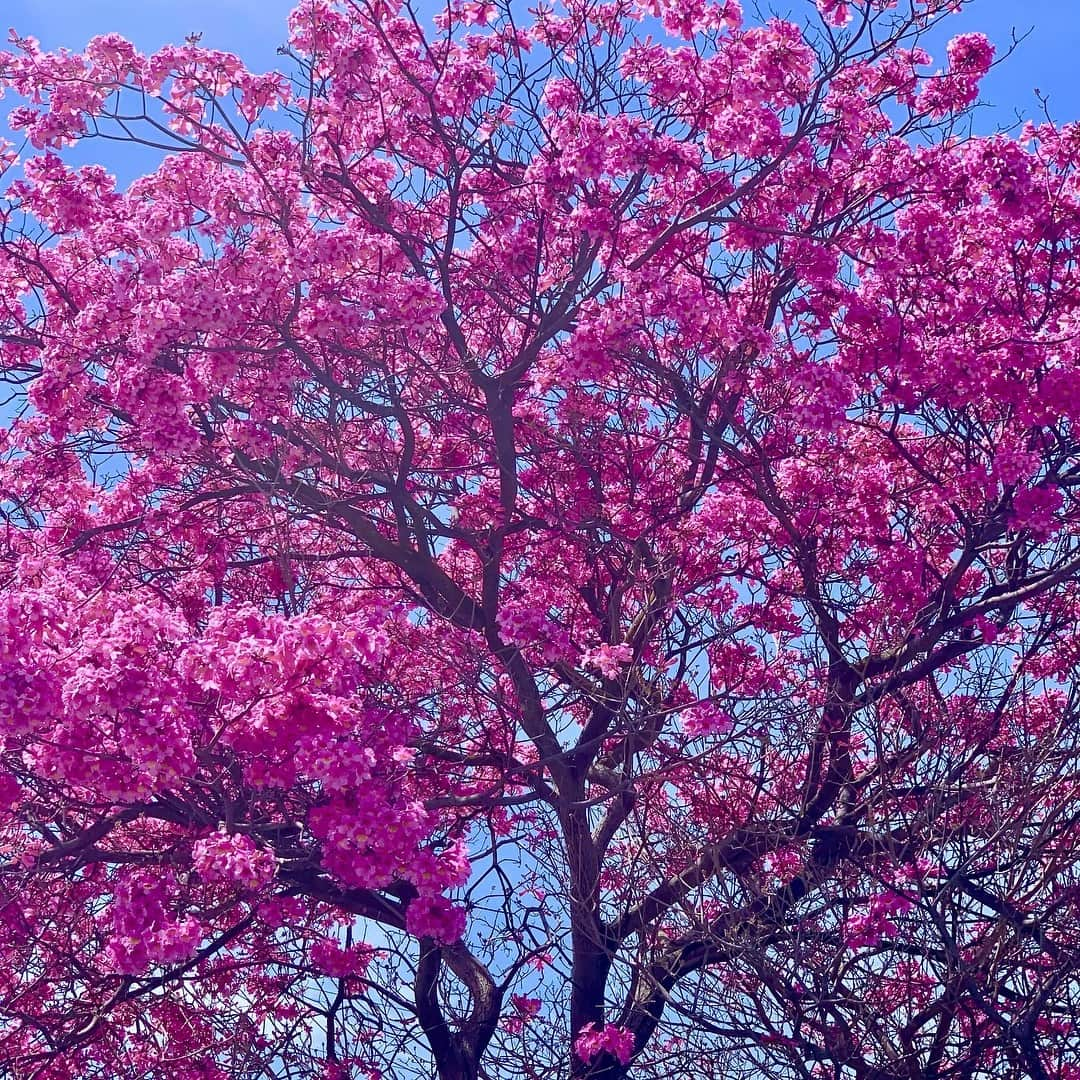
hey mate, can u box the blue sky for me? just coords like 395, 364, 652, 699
6, 0, 296, 72
3, 0, 1079, 138
943, 0, 1080, 126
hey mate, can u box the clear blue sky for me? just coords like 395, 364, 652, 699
3, 0, 1079, 131
6, 0, 296, 73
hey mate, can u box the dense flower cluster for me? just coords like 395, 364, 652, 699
310, 937, 375, 979
574, 1023, 636, 1066
191, 831, 277, 890
405, 894, 469, 946
102, 873, 203, 975
844, 890, 916, 949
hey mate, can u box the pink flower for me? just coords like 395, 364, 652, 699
310, 937, 374, 979
503, 994, 542, 1033
0, 772, 20, 813
512, 994, 541, 1018
405, 894, 467, 945
1011, 484, 1063, 539
192, 831, 276, 890
582, 643, 634, 679
102, 873, 203, 974
681, 703, 735, 737
844, 891, 914, 949
947, 33, 995, 76
816, 0, 852, 26
459, 1, 496, 25
574, 1023, 635, 1066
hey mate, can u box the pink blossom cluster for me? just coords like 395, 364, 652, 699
844, 891, 915, 949
0, 662, 59, 737
310, 937, 374, 979
405, 894, 468, 946
495, 603, 554, 647
503, 994, 542, 1033
191, 831, 277, 891
573, 1023, 635, 1066
946, 32, 996, 76
308, 792, 437, 892
495, 603, 573, 661
581, 642, 634, 679
680, 702, 735, 737
101, 873, 202, 974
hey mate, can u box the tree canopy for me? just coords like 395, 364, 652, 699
3, 1, 1080, 1078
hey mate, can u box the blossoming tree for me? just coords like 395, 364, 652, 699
3, 0, 1080, 1076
